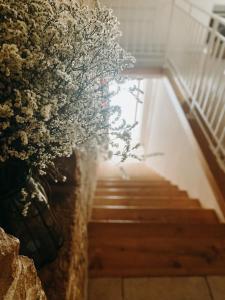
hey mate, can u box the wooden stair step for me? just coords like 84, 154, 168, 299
97, 165, 162, 179
96, 186, 179, 191
97, 180, 172, 187
95, 189, 187, 197
98, 176, 165, 181
91, 165, 223, 277
96, 185, 177, 191
91, 208, 219, 224
88, 222, 225, 277
89, 222, 225, 238
89, 244, 225, 277
94, 195, 192, 200
93, 198, 201, 208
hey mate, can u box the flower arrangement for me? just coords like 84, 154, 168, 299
0, 0, 136, 178
0, 0, 141, 266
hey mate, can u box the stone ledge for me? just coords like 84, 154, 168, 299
0, 227, 46, 300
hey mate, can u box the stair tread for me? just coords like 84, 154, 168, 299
96, 186, 178, 190
95, 190, 188, 197
94, 195, 192, 200
96, 187, 184, 191
91, 208, 219, 224
97, 181, 172, 186
98, 176, 165, 180
94, 198, 201, 208
96, 188, 182, 195
95, 190, 189, 198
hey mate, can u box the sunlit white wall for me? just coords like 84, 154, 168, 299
143, 77, 224, 220
190, 0, 225, 13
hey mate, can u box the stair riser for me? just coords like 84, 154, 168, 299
89, 269, 225, 277
89, 223, 225, 238
89, 238, 225, 277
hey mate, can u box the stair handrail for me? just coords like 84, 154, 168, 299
167, 0, 225, 172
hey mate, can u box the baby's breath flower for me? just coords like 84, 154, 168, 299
0, 0, 137, 176
18, 131, 28, 145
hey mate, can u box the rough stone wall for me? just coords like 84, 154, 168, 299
72, 151, 97, 300
0, 150, 97, 300
38, 150, 97, 300
0, 228, 46, 300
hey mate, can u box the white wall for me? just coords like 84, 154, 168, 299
174, 0, 225, 28
190, 0, 225, 12
144, 77, 224, 220
102, 0, 173, 67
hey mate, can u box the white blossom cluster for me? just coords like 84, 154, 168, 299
0, 0, 135, 174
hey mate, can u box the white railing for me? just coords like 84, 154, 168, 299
167, 0, 225, 172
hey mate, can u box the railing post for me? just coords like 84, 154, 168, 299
191, 17, 219, 114
167, 0, 225, 172
165, 0, 176, 67
213, 128, 225, 172
187, 2, 197, 115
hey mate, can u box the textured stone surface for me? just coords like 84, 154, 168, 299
39, 150, 97, 300
0, 227, 46, 300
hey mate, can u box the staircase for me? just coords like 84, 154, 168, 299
88, 164, 225, 277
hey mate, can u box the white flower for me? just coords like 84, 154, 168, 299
18, 131, 28, 145
0, 104, 13, 118
0, 0, 136, 173
16, 115, 25, 123
0, 121, 10, 130
40, 104, 52, 121
21, 188, 28, 200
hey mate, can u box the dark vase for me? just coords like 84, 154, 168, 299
0, 160, 63, 269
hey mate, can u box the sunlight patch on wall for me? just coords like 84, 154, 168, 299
109, 78, 145, 162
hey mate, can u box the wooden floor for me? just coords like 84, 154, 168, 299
89, 276, 225, 300
88, 162, 225, 277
